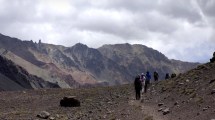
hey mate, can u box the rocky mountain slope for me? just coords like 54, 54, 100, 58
0, 33, 199, 89
141, 58, 215, 120
0, 55, 60, 91
99, 44, 198, 78
0, 59, 214, 120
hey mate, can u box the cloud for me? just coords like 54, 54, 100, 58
0, 0, 214, 63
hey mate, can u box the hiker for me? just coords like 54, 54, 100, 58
153, 71, 159, 81
134, 75, 142, 100
171, 73, 176, 78
165, 73, 170, 80
144, 71, 151, 93
210, 52, 215, 63
140, 73, 146, 93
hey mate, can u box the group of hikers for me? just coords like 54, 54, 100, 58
134, 71, 176, 100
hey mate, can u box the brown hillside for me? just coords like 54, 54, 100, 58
141, 61, 215, 120
0, 61, 214, 120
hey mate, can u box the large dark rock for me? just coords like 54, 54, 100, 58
60, 96, 80, 107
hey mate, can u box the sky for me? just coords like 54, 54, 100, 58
0, 0, 214, 63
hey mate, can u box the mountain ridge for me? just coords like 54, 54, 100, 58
0, 33, 199, 89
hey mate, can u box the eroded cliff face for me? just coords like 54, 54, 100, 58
0, 55, 60, 91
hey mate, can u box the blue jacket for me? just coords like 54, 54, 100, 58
146, 72, 151, 81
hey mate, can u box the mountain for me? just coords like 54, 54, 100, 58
0, 59, 214, 120
0, 54, 60, 91
98, 44, 199, 78
0, 33, 199, 89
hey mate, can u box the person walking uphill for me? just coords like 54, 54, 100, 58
145, 71, 151, 93
134, 75, 142, 100
154, 71, 159, 81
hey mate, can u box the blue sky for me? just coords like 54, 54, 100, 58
0, 0, 214, 63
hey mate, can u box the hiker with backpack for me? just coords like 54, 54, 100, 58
134, 75, 142, 100
165, 73, 170, 80
144, 71, 151, 93
153, 71, 159, 81
140, 73, 146, 93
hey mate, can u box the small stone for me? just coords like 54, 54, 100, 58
88, 110, 93, 114
49, 117, 55, 120
179, 83, 184, 85
162, 108, 170, 115
158, 103, 164, 107
37, 111, 50, 119
158, 108, 163, 112
174, 101, 179, 105
186, 79, 189, 82
203, 107, 208, 111
116, 95, 120, 98
102, 115, 107, 119
209, 79, 215, 84
211, 89, 215, 94
56, 114, 60, 118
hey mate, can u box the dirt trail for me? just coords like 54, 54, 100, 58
129, 98, 168, 120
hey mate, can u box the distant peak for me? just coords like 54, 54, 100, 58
74, 43, 88, 47
70, 43, 89, 51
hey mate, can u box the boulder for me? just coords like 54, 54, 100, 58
37, 111, 50, 119
60, 96, 80, 107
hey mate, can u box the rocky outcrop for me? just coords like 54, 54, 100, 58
0, 55, 60, 90
64, 43, 131, 85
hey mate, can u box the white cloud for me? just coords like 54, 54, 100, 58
0, 0, 214, 63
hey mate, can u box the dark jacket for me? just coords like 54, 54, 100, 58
134, 76, 142, 90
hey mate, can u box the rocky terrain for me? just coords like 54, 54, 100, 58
0, 55, 59, 91
0, 84, 150, 120
98, 44, 198, 78
0, 58, 214, 120
141, 58, 215, 120
0, 33, 199, 89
